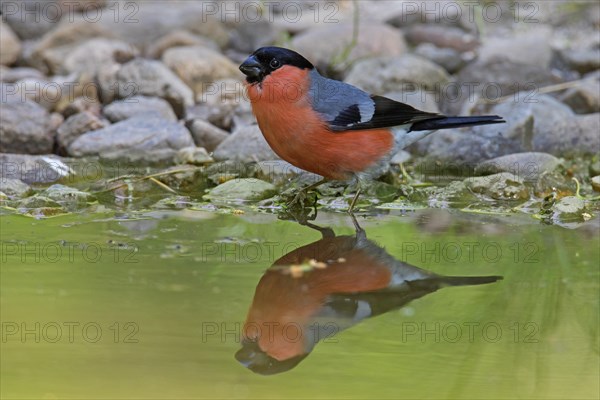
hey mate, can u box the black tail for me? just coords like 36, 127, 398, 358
436, 275, 503, 287
410, 115, 505, 132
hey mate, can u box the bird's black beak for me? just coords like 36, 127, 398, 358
239, 55, 263, 82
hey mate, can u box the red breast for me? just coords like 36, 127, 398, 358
246, 66, 395, 180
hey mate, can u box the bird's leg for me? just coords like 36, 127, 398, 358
287, 178, 328, 208
347, 187, 362, 213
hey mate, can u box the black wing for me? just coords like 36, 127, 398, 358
327, 95, 441, 132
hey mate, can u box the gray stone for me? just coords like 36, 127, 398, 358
0, 67, 45, 83
25, 19, 114, 74
175, 147, 214, 165
559, 77, 600, 114
477, 26, 553, 68
67, 116, 194, 157
103, 96, 177, 122
465, 173, 529, 201
162, 46, 239, 96
114, 59, 194, 118
57, 112, 107, 150
0, 100, 54, 154
62, 97, 103, 119
2, 0, 60, 40
405, 24, 479, 52
0, 178, 31, 198
185, 103, 236, 131
207, 178, 276, 202
552, 196, 588, 222
61, 38, 138, 75
592, 176, 600, 192
0, 154, 73, 184
43, 184, 93, 204
534, 112, 600, 155
345, 54, 450, 94
414, 43, 467, 74
291, 22, 407, 73
213, 125, 279, 162
256, 160, 307, 185
555, 48, 600, 74
99, 148, 179, 166
0, 21, 22, 65
475, 153, 562, 182
186, 119, 229, 152
145, 30, 219, 59
18, 196, 61, 209
452, 57, 561, 114
95, 2, 229, 50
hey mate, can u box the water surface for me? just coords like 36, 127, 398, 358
1, 209, 598, 399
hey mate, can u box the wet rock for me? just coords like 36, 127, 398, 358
534, 172, 576, 199
61, 38, 138, 75
0, 154, 73, 184
175, 147, 214, 165
114, 59, 194, 118
346, 54, 449, 94
26, 19, 113, 74
213, 125, 279, 162
67, 116, 194, 157
0, 178, 31, 198
475, 153, 562, 182
205, 161, 257, 184
452, 57, 561, 114
291, 22, 407, 73
155, 164, 205, 193
0, 67, 45, 83
162, 46, 239, 96
18, 196, 61, 209
145, 30, 219, 59
465, 173, 529, 201
414, 43, 468, 74
43, 184, 93, 205
0, 21, 22, 65
404, 25, 479, 52
558, 75, 600, 114
103, 96, 177, 122
57, 112, 107, 151
551, 196, 588, 223
99, 148, 179, 166
591, 176, 600, 192
422, 181, 477, 208
187, 119, 229, 152
0, 100, 54, 154
256, 160, 306, 185
207, 178, 277, 202
555, 47, 600, 74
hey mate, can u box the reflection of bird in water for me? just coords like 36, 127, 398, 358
235, 215, 502, 375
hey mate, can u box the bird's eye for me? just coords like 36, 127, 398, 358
270, 59, 281, 69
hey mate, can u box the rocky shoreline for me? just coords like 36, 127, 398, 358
1, 1, 599, 226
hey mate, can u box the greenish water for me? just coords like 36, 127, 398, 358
1, 209, 599, 399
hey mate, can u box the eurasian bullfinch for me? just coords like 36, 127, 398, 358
239, 47, 505, 211
235, 215, 502, 375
